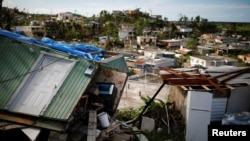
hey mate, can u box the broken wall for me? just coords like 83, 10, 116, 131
167, 86, 187, 119
88, 67, 128, 111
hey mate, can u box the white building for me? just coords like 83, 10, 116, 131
179, 27, 193, 33
56, 12, 81, 22
15, 26, 45, 39
137, 36, 157, 48
190, 55, 238, 68
177, 25, 193, 33
118, 24, 135, 40
159, 39, 184, 49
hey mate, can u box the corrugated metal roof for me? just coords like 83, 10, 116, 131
0, 35, 92, 121
0, 36, 41, 108
42, 59, 91, 120
101, 54, 129, 73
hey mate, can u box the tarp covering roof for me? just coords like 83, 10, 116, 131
0, 30, 105, 61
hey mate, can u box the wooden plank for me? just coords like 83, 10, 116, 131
87, 110, 97, 141
225, 85, 234, 90
180, 86, 188, 91
160, 66, 229, 95
189, 86, 193, 90
164, 79, 211, 85
0, 113, 35, 125
106, 122, 120, 133
202, 85, 211, 91
132, 127, 149, 141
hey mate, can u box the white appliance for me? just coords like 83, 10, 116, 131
185, 91, 213, 141
85, 65, 96, 76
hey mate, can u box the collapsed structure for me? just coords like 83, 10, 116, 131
158, 66, 250, 141
0, 30, 129, 140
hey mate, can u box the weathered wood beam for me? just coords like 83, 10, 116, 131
225, 85, 234, 90
202, 85, 211, 91
180, 86, 188, 91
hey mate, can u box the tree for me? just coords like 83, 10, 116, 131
134, 18, 149, 36
2, 8, 13, 31
178, 13, 188, 25
0, 0, 3, 28
185, 38, 199, 50
170, 22, 178, 38
105, 36, 113, 50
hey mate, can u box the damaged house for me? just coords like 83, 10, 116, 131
0, 30, 129, 140
159, 66, 250, 141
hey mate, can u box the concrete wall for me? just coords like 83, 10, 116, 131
167, 86, 187, 118
118, 80, 170, 109
88, 67, 128, 111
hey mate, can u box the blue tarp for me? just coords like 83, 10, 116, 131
0, 30, 105, 61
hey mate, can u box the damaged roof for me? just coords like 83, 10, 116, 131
204, 66, 250, 85
159, 66, 250, 95
0, 30, 103, 131
101, 54, 129, 73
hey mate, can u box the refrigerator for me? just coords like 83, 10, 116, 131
185, 91, 213, 141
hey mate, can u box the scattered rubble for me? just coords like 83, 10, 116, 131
70, 98, 184, 141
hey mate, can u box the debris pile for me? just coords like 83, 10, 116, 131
65, 96, 185, 141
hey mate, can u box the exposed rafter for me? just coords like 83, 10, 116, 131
159, 66, 250, 95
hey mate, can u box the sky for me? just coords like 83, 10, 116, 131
3, 0, 250, 22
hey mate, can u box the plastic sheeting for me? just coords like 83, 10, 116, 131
0, 30, 105, 61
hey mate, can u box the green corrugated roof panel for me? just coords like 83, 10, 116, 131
42, 59, 91, 120
0, 36, 41, 108
0, 35, 93, 121
101, 54, 129, 73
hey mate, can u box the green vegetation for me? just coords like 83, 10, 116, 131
185, 38, 199, 49
3, 6, 249, 44
117, 96, 185, 141
215, 22, 250, 36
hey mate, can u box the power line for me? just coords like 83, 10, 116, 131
0, 55, 68, 84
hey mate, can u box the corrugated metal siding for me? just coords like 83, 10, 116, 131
42, 59, 91, 120
210, 98, 227, 121
0, 36, 40, 108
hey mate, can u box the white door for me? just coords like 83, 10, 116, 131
9, 55, 75, 116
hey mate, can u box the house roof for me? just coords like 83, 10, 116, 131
0, 31, 95, 131
205, 66, 250, 85
101, 54, 129, 73
190, 55, 238, 62
135, 59, 146, 65
0, 36, 41, 109
159, 66, 250, 95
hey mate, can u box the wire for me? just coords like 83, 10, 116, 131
0, 55, 69, 84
